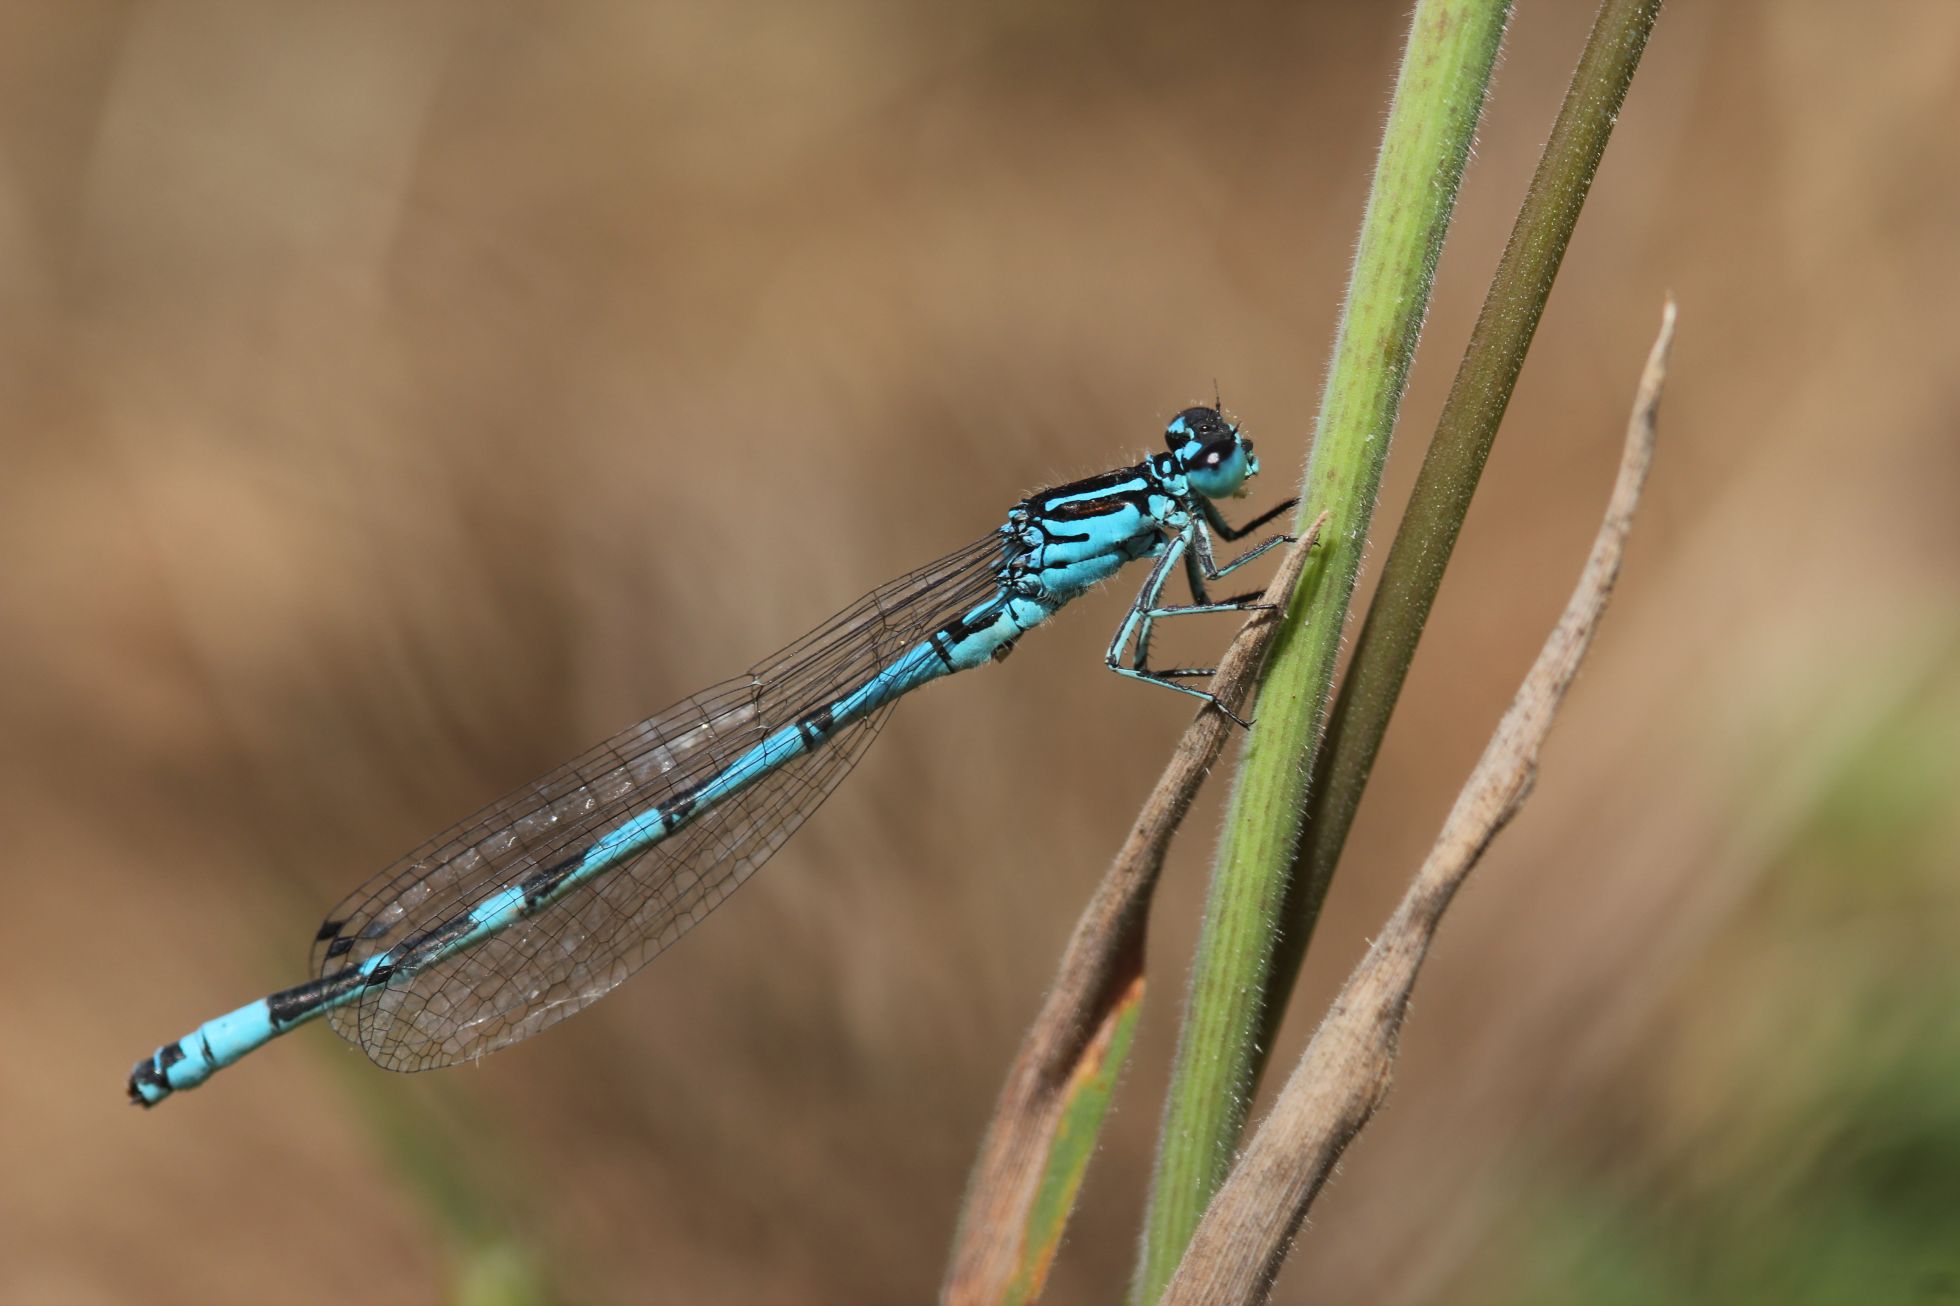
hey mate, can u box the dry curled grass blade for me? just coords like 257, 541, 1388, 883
942, 514, 1327, 1306
1159, 301, 1674, 1306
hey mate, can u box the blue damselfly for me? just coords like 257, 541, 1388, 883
128, 407, 1293, 1105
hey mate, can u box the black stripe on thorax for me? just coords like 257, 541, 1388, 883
1027, 459, 1171, 509
1030, 466, 1143, 506
1048, 491, 1154, 525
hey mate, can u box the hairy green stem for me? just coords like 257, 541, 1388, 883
1134, 4, 1511, 1301
1256, 0, 1665, 1073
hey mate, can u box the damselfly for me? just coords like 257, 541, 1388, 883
128, 407, 1294, 1106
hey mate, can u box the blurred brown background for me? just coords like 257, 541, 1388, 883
3, 3, 1956, 1303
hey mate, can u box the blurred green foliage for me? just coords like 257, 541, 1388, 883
327, 1050, 553, 1306
1481, 646, 1960, 1305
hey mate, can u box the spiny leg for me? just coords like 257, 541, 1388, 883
1193, 514, 1294, 582
1182, 546, 1268, 610
1105, 529, 1256, 727
1183, 509, 1293, 615
1106, 531, 1185, 677
1184, 500, 1297, 604
1203, 495, 1298, 542
1136, 590, 1282, 665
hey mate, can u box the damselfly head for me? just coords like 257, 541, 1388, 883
1165, 405, 1258, 500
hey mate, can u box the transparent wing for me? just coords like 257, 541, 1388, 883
310, 533, 1010, 1072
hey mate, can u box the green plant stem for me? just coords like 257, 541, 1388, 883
1256, 0, 1665, 1073
1133, 4, 1510, 1302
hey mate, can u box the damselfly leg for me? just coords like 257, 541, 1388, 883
1104, 506, 1296, 726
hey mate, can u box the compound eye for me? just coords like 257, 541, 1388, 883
1167, 406, 1230, 450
